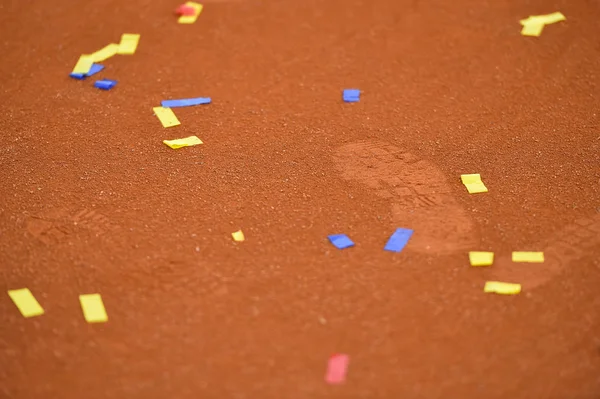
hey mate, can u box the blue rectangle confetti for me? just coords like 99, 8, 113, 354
94, 79, 117, 90
69, 63, 105, 80
383, 228, 413, 252
342, 89, 360, 103
161, 97, 212, 108
328, 234, 355, 250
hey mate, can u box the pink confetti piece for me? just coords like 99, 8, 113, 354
325, 353, 349, 384
175, 4, 196, 15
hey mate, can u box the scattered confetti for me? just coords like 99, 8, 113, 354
461, 173, 488, 194
328, 234, 355, 249
178, 1, 203, 24
94, 79, 117, 90
79, 293, 108, 323
469, 251, 494, 266
153, 106, 181, 128
520, 12, 566, 37
342, 89, 360, 103
87, 43, 120, 62
72, 55, 94, 75
163, 135, 203, 149
325, 354, 349, 385
512, 251, 544, 263
8, 288, 44, 318
161, 97, 212, 108
70, 63, 104, 80
176, 4, 196, 15
117, 33, 141, 55
232, 230, 245, 242
384, 227, 413, 253
484, 281, 521, 295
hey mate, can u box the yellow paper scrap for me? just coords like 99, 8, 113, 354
512, 252, 544, 263
178, 2, 203, 24
86, 43, 119, 62
153, 106, 181, 128
520, 12, 566, 26
521, 22, 544, 37
117, 33, 140, 55
79, 294, 108, 323
163, 136, 203, 149
232, 230, 245, 242
8, 288, 45, 318
461, 173, 488, 194
469, 251, 494, 266
484, 281, 521, 295
72, 55, 93, 74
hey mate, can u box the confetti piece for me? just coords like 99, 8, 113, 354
469, 251, 494, 266
86, 43, 119, 62
232, 230, 245, 242
163, 135, 203, 149
460, 173, 488, 194
153, 106, 181, 128
176, 4, 196, 15
484, 281, 521, 295
72, 55, 93, 75
512, 251, 544, 263
342, 89, 360, 103
79, 294, 108, 323
117, 33, 140, 55
384, 227, 413, 253
520, 12, 566, 26
325, 354, 349, 385
8, 288, 44, 318
94, 79, 117, 90
521, 22, 545, 37
178, 2, 203, 24
328, 234, 355, 249
161, 97, 212, 108
70, 63, 104, 79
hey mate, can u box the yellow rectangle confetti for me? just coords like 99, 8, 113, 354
520, 12, 566, 26
8, 288, 45, 318
72, 55, 93, 74
521, 22, 545, 37
87, 43, 119, 62
163, 135, 203, 149
153, 106, 181, 128
461, 173, 488, 194
232, 230, 245, 242
178, 2, 203, 24
469, 251, 494, 266
484, 281, 521, 295
79, 294, 108, 323
512, 252, 544, 263
117, 33, 140, 55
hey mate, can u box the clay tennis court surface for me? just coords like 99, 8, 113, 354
1, 0, 599, 397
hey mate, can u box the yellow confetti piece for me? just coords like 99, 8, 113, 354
178, 2, 203, 24
484, 281, 521, 295
72, 55, 93, 74
163, 135, 203, 149
521, 22, 545, 37
512, 252, 544, 263
469, 251, 494, 266
117, 33, 140, 55
86, 43, 119, 62
153, 106, 181, 128
232, 230, 245, 242
79, 294, 108, 323
8, 288, 45, 318
520, 12, 566, 26
460, 173, 488, 194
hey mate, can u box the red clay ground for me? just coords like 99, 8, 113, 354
1, 0, 599, 397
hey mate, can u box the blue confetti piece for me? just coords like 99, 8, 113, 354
328, 234, 355, 250
161, 97, 212, 108
69, 63, 105, 80
94, 79, 117, 90
383, 228, 413, 252
343, 89, 360, 103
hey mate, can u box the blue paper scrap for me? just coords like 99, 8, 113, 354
69, 63, 105, 80
94, 79, 117, 90
161, 97, 212, 108
384, 228, 413, 252
328, 234, 355, 250
343, 89, 360, 103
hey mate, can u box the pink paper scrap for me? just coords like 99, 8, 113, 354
325, 353, 349, 384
